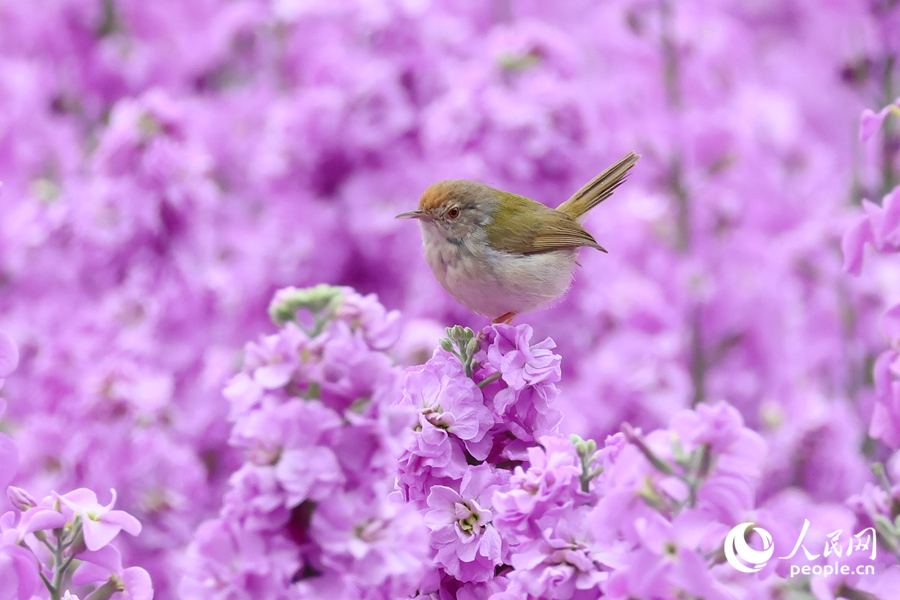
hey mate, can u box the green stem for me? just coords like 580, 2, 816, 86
50, 534, 65, 600
463, 357, 474, 378
59, 554, 76, 579
659, 0, 681, 108
689, 312, 706, 407
477, 373, 502, 389
872, 462, 892, 495
880, 54, 897, 197
40, 572, 56, 598
836, 583, 880, 600
622, 423, 674, 475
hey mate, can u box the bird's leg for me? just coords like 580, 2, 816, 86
492, 312, 517, 325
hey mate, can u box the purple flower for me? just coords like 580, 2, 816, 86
220, 464, 288, 530
180, 519, 302, 600
229, 396, 341, 463
12, 501, 67, 538
601, 511, 733, 600
1, 0, 897, 594
843, 187, 900, 274
669, 401, 766, 467
492, 435, 584, 534
870, 349, 900, 448
471, 324, 564, 449
311, 490, 429, 597
859, 100, 900, 142
184, 285, 420, 598
275, 446, 344, 505
400, 354, 494, 455
57, 489, 142, 552
6, 487, 36, 512
480, 324, 562, 391
73, 545, 154, 600
334, 289, 402, 350
424, 465, 507, 582
0, 528, 40, 600
309, 322, 397, 412
504, 509, 606, 600
0, 539, 39, 600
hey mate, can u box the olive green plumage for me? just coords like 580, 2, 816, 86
395, 150, 640, 322
484, 151, 640, 256
485, 190, 607, 254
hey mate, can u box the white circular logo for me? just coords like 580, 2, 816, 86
724, 522, 774, 573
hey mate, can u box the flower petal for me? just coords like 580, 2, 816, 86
123, 566, 154, 600
0, 331, 18, 379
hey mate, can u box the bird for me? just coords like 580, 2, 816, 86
395, 152, 640, 324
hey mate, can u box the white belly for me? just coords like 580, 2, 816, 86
420, 224, 577, 318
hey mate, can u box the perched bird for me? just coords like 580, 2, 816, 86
396, 152, 640, 323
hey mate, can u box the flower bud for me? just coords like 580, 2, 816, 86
268, 285, 344, 327
7, 486, 36, 511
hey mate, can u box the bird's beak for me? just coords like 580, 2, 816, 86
395, 209, 433, 222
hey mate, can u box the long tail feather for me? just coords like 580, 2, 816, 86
556, 152, 640, 222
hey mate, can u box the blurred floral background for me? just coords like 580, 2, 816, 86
1, 0, 899, 598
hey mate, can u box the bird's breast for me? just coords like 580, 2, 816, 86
419, 223, 578, 318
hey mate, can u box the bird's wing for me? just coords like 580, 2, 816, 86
487, 190, 607, 255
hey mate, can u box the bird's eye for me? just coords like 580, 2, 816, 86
447, 207, 461, 219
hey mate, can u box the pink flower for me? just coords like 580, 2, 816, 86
14, 502, 67, 538
73, 545, 153, 600
5, 487, 35, 512
493, 435, 584, 535
481, 324, 562, 391
424, 465, 507, 582
56, 489, 142, 552
0, 529, 40, 600
401, 354, 494, 455
869, 349, 900, 448
506, 509, 607, 600
843, 188, 900, 274
311, 490, 429, 597
859, 100, 900, 142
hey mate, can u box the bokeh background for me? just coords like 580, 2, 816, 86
0, 0, 898, 597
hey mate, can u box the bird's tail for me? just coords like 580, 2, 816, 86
556, 152, 640, 222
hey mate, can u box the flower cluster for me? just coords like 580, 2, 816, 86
481, 400, 767, 599
490, 435, 604, 600
0, 331, 150, 600
839, 99, 900, 597
1, 487, 151, 600
844, 183, 900, 449
179, 286, 429, 599
391, 321, 900, 599
0, 0, 899, 598
393, 323, 562, 595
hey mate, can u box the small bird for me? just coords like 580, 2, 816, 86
396, 152, 640, 324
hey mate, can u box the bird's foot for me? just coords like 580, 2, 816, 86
491, 312, 517, 325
